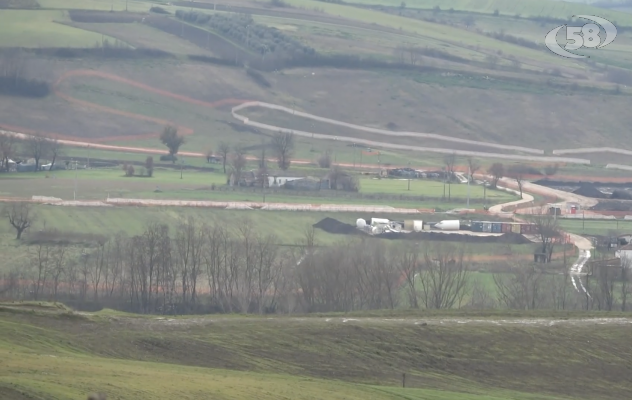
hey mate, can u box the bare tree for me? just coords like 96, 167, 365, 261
493, 264, 544, 310
394, 242, 420, 308
271, 132, 294, 171
0, 134, 17, 172
48, 137, 62, 170
30, 243, 51, 300
443, 153, 457, 200
218, 141, 230, 173
418, 243, 470, 309
393, 46, 406, 64
318, 149, 332, 168
594, 263, 617, 311
467, 278, 496, 309
327, 165, 358, 191
407, 44, 420, 65
175, 216, 206, 312
2, 202, 35, 239
24, 133, 49, 171
50, 245, 67, 301
258, 138, 267, 170
488, 162, 504, 188
205, 148, 213, 164
466, 157, 481, 182
229, 145, 248, 185
621, 259, 631, 311
507, 164, 526, 199
527, 213, 560, 263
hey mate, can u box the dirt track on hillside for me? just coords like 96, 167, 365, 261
2, 68, 622, 170
0, 69, 251, 144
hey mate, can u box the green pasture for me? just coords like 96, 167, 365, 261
559, 218, 632, 236
0, 10, 120, 47
264, 0, 581, 65
0, 166, 512, 206
69, 21, 216, 55
37, 0, 151, 12
249, 13, 485, 61
361, 177, 515, 201
342, 0, 632, 26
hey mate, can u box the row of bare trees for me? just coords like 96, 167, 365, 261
0, 132, 62, 172
2, 217, 631, 313
439, 153, 560, 202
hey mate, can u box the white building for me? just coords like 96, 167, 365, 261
614, 244, 632, 267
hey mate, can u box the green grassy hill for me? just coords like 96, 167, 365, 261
2, 0, 632, 161
0, 303, 630, 399
347, 0, 632, 24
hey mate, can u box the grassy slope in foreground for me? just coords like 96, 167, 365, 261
1, 304, 631, 400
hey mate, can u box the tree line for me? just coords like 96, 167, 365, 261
174, 10, 315, 58
0, 132, 63, 172
0, 49, 50, 98
1, 207, 630, 314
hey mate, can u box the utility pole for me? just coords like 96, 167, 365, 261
73, 159, 77, 201
407, 161, 411, 191
353, 143, 356, 170
467, 164, 470, 208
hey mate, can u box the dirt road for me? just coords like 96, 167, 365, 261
103, 314, 632, 328
4, 68, 631, 174
233, 102, 593, 164
0, 68, 597, 165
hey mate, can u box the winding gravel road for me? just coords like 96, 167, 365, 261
232, 102, 593, 164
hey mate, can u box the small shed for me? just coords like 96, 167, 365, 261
615, 244, 632, 267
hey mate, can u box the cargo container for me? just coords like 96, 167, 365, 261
511, 223, 521, 234
471, 222, 484, 232
483, 222, 492, 232
521, 224, 537, 234
413, 220, 423, 232
491, 222, 502, 233
501, 223, 512, 233
404, 220, 414, 231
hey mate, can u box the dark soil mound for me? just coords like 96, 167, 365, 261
496, 232, 533, 244
313, 218, 358, 234
610, 190, 632, 200
591, 200, 632, 212
572, 184, 608, 199
374, 231, 532, 244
